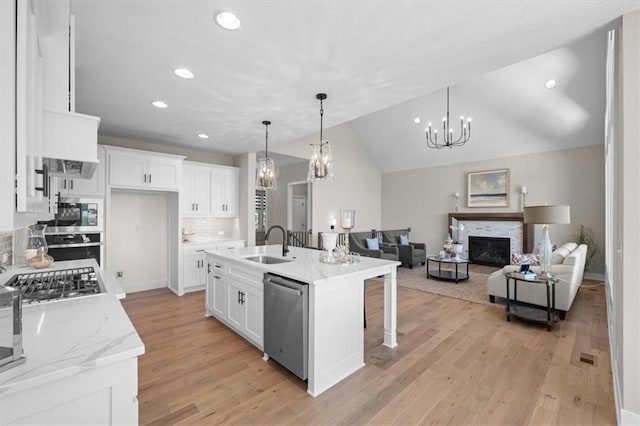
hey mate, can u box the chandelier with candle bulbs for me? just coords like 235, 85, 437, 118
426, 86, 471, 149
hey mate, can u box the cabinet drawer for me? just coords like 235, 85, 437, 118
209, 257, 228, 275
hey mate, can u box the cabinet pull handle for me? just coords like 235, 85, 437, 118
238, 290, 242, 304
143, 174, 147, 183
149, 174, 152, 183
213, 275, 220, 279
208, 262, 212, 273
196, 203, 198, 211
63, 178, 67, 189
241, 291, 245, 304
70, 179, 73, 190
214, 264, 222, 269
35, 164, 49, 197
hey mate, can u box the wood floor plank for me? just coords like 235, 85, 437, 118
122, 269, 616, 425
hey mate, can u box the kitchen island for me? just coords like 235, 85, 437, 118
0, 259, 145, 424
205, 245, 400, 397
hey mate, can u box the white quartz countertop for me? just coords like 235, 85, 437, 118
0, 259, 145, 396
205, 245, 400, 285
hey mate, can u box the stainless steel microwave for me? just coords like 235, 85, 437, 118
39, 198, 104, 234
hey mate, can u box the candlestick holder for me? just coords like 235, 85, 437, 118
340, 209, 355, 252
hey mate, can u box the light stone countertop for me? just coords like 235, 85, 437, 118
205, 244, 400, 285
0, 259, 145, 396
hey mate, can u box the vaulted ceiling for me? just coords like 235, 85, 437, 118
72, 1, 640, 171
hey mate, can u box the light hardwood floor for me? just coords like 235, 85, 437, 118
121, 270, 615, 425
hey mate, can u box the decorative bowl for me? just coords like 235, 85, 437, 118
30, 253, 54, 269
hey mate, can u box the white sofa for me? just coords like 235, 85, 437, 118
487, 243, 588, 319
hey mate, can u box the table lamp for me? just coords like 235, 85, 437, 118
523, 205, 571, 280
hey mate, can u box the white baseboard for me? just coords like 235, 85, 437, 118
621, 408, 640, 425
121, 280, 166, 293
584, 272, 605, 281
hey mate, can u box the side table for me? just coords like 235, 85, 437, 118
505, 273, 559, 331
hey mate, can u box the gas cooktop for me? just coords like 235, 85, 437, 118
5, 267, 104, 305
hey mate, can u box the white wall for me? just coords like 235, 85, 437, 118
234, 152, 256, 247
272, 122, 382, 242
266, 161, 308, 243
382, 145, 605, 274
0, 0, 15, 233
620, 9, 640, 422
110, 191, 168, 291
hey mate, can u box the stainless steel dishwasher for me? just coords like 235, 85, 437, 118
263, 273, 308, 380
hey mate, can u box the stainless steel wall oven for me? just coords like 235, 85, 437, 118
45, 233, 103, 266
38, 197, 104, 266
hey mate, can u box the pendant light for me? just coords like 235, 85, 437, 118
308, 93, 334, 182
425, 86, 472, 149
256, 120, 276, 190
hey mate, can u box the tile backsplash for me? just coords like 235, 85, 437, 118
182, 217, 241, 243
0, 231, 13, 267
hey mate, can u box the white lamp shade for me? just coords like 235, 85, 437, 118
523, 205, 570, 225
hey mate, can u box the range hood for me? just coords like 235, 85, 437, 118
43, 158, 98, 179
41, 109, 101, 179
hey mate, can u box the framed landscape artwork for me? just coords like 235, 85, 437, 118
467, 169, 510, 207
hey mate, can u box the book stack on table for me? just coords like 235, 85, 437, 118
511, 271, 537, 280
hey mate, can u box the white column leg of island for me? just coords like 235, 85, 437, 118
307, 276, 365, 397
383, 267, 398, 348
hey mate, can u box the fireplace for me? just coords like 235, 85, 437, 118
469, 236, 511, 267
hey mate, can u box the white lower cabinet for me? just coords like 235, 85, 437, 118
182, 248, 207, 292
211, 274, 227, 318
1, 357, 138, 425
182, 241, 244, 294
205, 253, 263, 349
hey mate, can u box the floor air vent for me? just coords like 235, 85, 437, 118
579, 352, 597, 366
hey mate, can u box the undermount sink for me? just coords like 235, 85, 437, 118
244, 255, 293, 265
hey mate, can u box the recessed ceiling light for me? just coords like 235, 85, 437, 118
197, 133, 209, 139
545, 79, 556, 89
174, 68, 194, 79
413, 117, 421, 124
151, 100, 168, 108
215, 11, 241, 31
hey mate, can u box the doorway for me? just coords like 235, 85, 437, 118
287, 181, 311, 234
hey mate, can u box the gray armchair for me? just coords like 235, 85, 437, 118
382, 229, 426, 268
348, 231, 399, 261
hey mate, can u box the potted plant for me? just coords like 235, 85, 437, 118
574, 225, 597, 271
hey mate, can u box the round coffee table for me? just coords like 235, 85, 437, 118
426, 256, 469, 283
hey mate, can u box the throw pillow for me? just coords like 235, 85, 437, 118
511, 253, 540, 266
366, 238, 379, 250
399, 235, 410, 245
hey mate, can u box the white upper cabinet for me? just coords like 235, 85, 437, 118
38, 0, 73, 112
181, 162, 239, 218
105, 146, 183, 191
15, 0, 45, 213
211, 166, 239, 217
14, 0, 101, 213
182, 162, 212, 216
